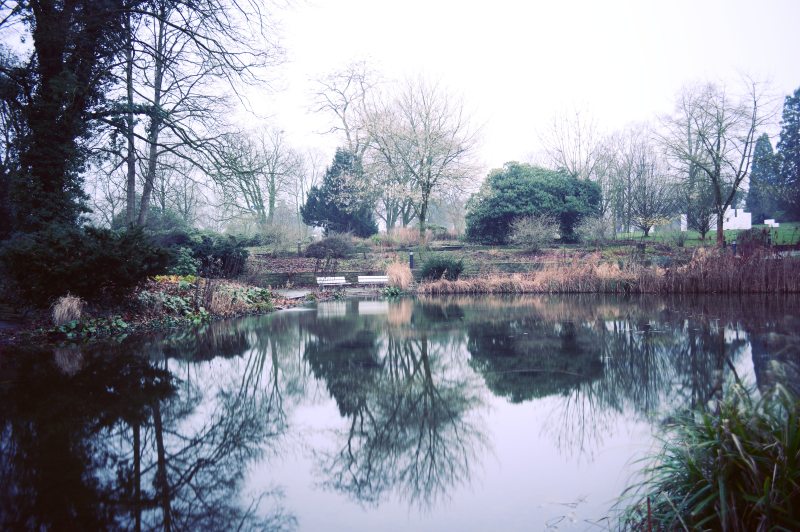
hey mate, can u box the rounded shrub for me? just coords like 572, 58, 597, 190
305, 233, 356, 259
420, 254, 465, 281
509, 214, 558, 252
575, 216, 613, 247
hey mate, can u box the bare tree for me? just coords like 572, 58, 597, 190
313, 61, 376, 160
213, 128, 301, 229
661, 81, 771, 245
110, 0, 282, 227
367, 78, 478, 234
540, 108, 619, 233
287, 147, 323, 234
539, 108, 602, 181
214, 132, 269, 227
314, 62, 415, 228
363, 145, 419, 229
626, 140, 679, 237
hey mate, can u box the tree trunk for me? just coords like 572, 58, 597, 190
133, 422, 141, 532
418, 186, 430, 236
716, 211, 725, 247
153, 402, 172, 532
267, 175, 276, 225
125, 13, 137, 226
137, 5, 167, 226
418, 201, 427, 236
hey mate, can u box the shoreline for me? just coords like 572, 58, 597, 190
0, 280, 393, 350
3, 248, 799, 349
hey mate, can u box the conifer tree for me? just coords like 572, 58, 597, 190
776, 87, 800, 220
746, 133, 780, 223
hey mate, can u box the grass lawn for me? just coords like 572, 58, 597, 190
616, 222, 800, 247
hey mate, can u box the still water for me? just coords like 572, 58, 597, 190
1, 295, 798, 531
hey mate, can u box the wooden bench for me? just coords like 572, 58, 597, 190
316, 276, 349, 288
358, 275, 389, 286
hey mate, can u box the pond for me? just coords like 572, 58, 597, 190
1, 295, 798, 530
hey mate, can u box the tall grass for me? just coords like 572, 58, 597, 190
416, 250, 800, 294
52, 294, 85, 325
372, 227, 431, 249
621, 386, 800, 531
386, 261, 413, 289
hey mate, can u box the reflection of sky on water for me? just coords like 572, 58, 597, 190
2, 294, 797, 530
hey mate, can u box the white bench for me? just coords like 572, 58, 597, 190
316, 276, 349, 288
358, 275, 389, 286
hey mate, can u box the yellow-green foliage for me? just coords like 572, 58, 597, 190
154, 274, 198, 284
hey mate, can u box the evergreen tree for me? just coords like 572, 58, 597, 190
746, 133, 780, 223
301, 149, 378, 237
1, 1, 144, 231
776, 86, 800, 221
465, 162, 601, 244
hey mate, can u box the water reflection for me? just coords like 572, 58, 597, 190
1, 294, 798, 529
306, 328, 486, 507
0, 333, 295, 530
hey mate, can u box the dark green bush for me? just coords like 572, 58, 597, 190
0, 224, 170, 305
465, 162, 601, 244
420, 254, 465, 281
149, 229, 248, 278
305, 233, 356, 259
190, 233, 248, 277
169, 246, 200, 276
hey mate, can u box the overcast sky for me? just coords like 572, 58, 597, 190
255, 0, 800, 173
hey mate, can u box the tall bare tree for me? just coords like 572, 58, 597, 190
213, 128, 301, 229
313, 61, 376, 161
114, 0, 282, 227
539, 108, 602, 181
287, 148, 323, 234
367, 78, 478, 234
661, 81, 771, 245
627, 142, 679, 237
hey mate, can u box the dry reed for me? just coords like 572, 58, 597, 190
52, 294, 85, 325
373, 227, 431, 249
416, 250, 800, 295
386, 261, 413, 289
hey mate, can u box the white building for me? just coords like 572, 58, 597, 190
680, 207, 752, 232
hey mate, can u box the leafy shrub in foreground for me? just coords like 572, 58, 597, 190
420, 254, 464, 281
305, 233, 355, 259
0, 224, 170, 305
622, 386, 800, 531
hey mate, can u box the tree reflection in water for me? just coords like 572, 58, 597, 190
0, 318, 297, 531
2, 295, 797, 528
449, 295, 795, 459
303, 304, 487, 508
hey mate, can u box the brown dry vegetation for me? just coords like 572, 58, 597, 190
386, 261, 413, 289
371, 227, 432, 249
417, 250, 800, 294
51, 294, 85, 325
